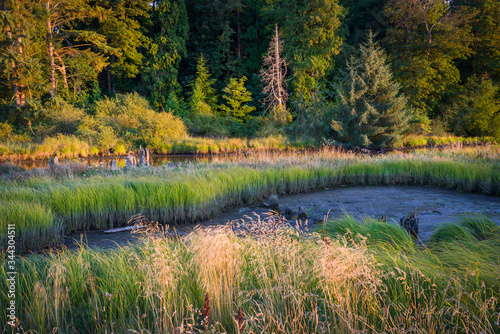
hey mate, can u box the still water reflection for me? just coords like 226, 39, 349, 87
3, 155, 213, 170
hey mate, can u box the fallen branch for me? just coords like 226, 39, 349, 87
103, 225, 146, 233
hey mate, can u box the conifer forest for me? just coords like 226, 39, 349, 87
1, 0, 499, 155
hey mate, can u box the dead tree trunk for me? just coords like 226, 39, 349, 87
16, 35, 25, 105
46, 1, 56, 97
260, 24, 289, 125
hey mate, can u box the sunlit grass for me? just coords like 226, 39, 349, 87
1, 215, 498, 333
1, 146, 499, 253
0, 201, 61, 252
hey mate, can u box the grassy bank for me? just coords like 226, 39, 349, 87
1, 147, 499, 253
403, 135, 498, 148
1, 215, 499, 333
1, 132, 497, 163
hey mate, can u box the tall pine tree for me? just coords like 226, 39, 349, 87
0, 0, 45, 106
267, 0, 344, 99
188, 54, 217, 116
92, 0, 150, 94
332, 33, 408, 148
219, 76, 255, 123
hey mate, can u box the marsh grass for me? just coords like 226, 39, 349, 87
1, 146, 500, 252
1, 215, 499, 333
0, 201, 61, 253
428, 216, 500, 244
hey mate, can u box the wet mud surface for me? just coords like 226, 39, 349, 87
64, 186, 500, 250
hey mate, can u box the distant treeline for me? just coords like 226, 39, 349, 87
0, 0, 499, 149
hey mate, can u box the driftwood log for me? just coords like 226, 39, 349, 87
104, 225, 146, 233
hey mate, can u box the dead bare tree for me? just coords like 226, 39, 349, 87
260, 24, 290, 125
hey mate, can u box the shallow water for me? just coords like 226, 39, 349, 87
1, 154, 209, 170
2, 151, 314, 170
64, 185, 500, 250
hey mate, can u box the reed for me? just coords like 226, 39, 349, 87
1, 215, 498, 333
0, 201, 61, 253
1, 148, 499, 253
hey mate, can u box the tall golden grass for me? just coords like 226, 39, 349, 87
1, 215, 498, 333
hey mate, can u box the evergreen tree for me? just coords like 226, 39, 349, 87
332, 33, 408, 148
293, 87, 332, 139
0, 0, 45, 106
147, 0, 188, 113
92, 0, 150, 93
219, 76, 255, 123
43, 0, 110, 98
188, 54, 217, 115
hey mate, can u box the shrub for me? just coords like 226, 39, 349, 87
34, 98, 86, 137
448, 76, 500, 139
34, 135, 89, 160
80, 93, 187, 149
113, 144, 127, 155
0, 122, 13, 139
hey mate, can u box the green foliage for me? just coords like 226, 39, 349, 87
292, 88, 333, 139
384, 0, 476, 117
219, 76, 255, 123
33, 98, 85, 137
269, 0, 345, 98
454, 0, 500, 81
147, 0, 189, 112
94, 0, 150, 91
0, 0, 46, 105
406, 107, 432, 135
332, 33, 409, 148
0, 0, 499, 143
447, 76, 500, 139
77, 93, 187, 151
34, 134, 90, 159
341, 0, 388, 45
0, 122, 13, 139
188, 55, 218, 116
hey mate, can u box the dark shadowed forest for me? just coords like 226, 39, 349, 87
1, 0, 499, 159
